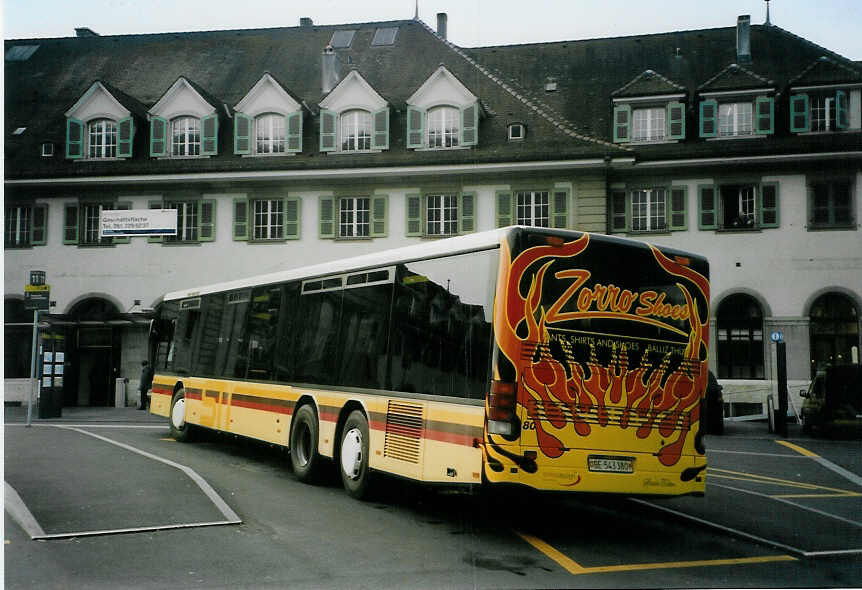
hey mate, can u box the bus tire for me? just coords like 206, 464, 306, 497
169, 389, 195, 442
339, 410, 372, 500
290, 404, 322, 483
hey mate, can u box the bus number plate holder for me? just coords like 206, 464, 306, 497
588, 455, 634, 473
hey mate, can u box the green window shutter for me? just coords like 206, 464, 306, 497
31, 205, 48, 246
405, 194, 423, 236
836, 90, 849, 130
66, 118, 84, 159
319, 196, 335, 238
698, 185, 718, 230
233, 197, 249, 241
148, 200, 164, 243
790, 94, 809, 133
610, 190, 628, 232
460, 102, 478, 146
370, 195, 388, 237
113, 201, 132, 244
372, 108, 389, 150
319, 109, 336, 152
406, 106, 424, 148
284, 196, 301, 240
612, 105, 631, 143
201, 114, 218, 155
551, 189, 570, 229
150, 116, 168, 157
200, 199, 216, 242
63, 204, 79, 244
459, 192, 476, 234
117, 117, 134, 158
287, 112, 303, 153
699, 100, 717, 138
234, 113, 251, 155
669, 186, 688, 231
759, 183, 779, 228
755, 96, 774, 135
495, 191, 513, 228
666, 102, 685, 140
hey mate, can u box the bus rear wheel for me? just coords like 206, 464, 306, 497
340, 410, 372, 500
169, 389, 195, 442
290, 404, 322, 483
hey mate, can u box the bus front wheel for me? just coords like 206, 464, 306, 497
340, 410, 372, 499
169, 389, 194, 442
290, 404, 322, 483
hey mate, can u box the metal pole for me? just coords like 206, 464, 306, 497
26, 309, 39, 427
776, 341, 788, 437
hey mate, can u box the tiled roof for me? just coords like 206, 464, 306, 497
697, 63, 773, 92
612, 70, 687, 98
790, 56, 862, 86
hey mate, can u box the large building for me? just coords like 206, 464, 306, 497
5, 11, 860, 417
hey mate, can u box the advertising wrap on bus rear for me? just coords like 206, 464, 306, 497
484, 229, 710, 495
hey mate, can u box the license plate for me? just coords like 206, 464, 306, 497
588, 455, 634, 473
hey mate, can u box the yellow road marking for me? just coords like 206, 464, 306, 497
776, 440, 819, 457
709, 468, 856, 496
159, 438, 177, 442
516, 530, 796, 575
773, 492, 862, 499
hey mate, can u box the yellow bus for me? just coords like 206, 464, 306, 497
149, 227, 710, 499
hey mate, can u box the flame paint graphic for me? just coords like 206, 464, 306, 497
492, 235, 709, 468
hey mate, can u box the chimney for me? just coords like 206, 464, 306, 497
75, 27, 99, 38
300, 17, 313, 27
736, 15, 751, 63
321, 45, 341, 94
437, 13, 448, 40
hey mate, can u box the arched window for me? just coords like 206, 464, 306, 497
426, 106, 460, 148
717, 293, 764, 379
87, 119, 117, 158
809, 292, 859, 376
171, 117, 201, 156
255, 113, 286, 154
340, 109, 372, 151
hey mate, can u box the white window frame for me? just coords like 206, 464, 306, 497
718, 102, 753, 137
426, 106, 460, 148
171, 116, 201, 156
810, 96, 834, 132
631, 107, 666, 142
339, 197, 371, 238
340, 109, 372, 152
5, 204, 32, 247
426, 194, 458, 236
515, 191, 550, 227
508, 123, 525, 141
631, 189, 667, 232
87, 119, 117, 159
252, 199, 284, 241
82, 203, 106, 244
165, 201, 199, 242
255, 113, 286, 154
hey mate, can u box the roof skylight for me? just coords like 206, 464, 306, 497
5, 45, 39, 61
330, 30, 356, 48
372, 27, 398, 46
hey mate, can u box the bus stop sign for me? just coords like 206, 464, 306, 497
24, 284, 50, 311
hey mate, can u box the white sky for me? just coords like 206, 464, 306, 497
2, 0, 861, 60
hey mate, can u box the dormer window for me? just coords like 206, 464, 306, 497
65, 82, 135, 160
319, 70, 389, 153
88, 119, 118, 158
611, 71, 687, 144
170, 117, 201, 156
234, 74, 304, 156
406, 66, 480, 150
148, 77, 219, 158
340, 109, 372, 151
718, 102, 753, 137
697, 65, 775, 139
632, 107, 666, 142
788, 57, 860, 134
255, 113, 286, 154
426, 106, 460, 148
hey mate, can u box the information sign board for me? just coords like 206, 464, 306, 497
100, 209, 177, 238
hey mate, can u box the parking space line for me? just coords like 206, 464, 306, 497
776, 441, 862, 489
515, 529, 795, 576
4, 481, 46, 539
709, 468, 858, 495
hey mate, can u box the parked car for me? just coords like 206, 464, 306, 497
800, 365, 862, 437
704, 371, 724, 435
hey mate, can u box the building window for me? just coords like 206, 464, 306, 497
698, 183, 778, 230
165, 201, 199, 242
632, 107, 666, 142
810, 180, 854, 228
171, 117, 201, 156
810, 96, 835, 132
631, 189, 667, 232
426, 194, 458, 236
5, 205, 31, 247
809, 292, 859, 377
88, 119, 117, 158
515, 191, 549, 227
427, 106, 459, 148
41, 143, 54, 157
253, 199, 284, 241
717, 293, 764, 379
255, 114, 286, 154
340, 110, 372, 152
720, 185, 757, 229
508, 123, 525, 141
718, 102, 753, 137
371, 27, 398, 46
791, 90, 848, 133
64, 201, 130, 246
339, 197, 370, 238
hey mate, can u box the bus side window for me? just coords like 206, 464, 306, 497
244, 286, 283, 380
339, 279, 393, 390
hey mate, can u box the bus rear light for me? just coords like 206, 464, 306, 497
487, 419, 515, 436
488, 380, 517, 421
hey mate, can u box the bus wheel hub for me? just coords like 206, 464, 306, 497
171, 398, 185, 429
341, 428, 363, 479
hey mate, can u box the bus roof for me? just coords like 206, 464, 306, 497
163, 227, 708, 301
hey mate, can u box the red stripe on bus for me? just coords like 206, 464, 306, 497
229, 398, 293, 415
369, 419, 477, 447
185, 391, 203, 400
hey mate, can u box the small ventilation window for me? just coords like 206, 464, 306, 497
5, 45, 39, 61
13, 127, 26, 135
508, 123, 525, 141
41, 143, 54, 157
372, 27, 398, 46
330, 30, 356, 48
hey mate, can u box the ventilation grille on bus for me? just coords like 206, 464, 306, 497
527, 399, 693, 431
384, 401, 424, 464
